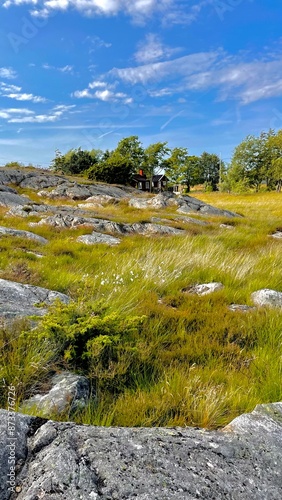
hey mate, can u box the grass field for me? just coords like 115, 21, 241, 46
0, 189, 282, 428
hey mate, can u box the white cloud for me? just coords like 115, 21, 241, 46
0, 103, 75, 123
0, 67, 17, 79
3, 93, 47, 103
134, 33, 181, 64
0, 82, 21, 93
110, 51, 221, 85
3, 0, 174, 21
73, 81, 131, 102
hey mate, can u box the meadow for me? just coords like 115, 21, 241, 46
0, 189, 282, 428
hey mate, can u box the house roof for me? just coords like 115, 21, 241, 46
152, 174, 168, 181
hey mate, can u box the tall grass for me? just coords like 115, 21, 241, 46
0, 191, 282, 427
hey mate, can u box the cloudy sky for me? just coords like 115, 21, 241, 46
0, 0, 281, 167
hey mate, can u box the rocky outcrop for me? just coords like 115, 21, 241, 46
0, 279, 70, 319
21, 372, 90, 417
31, 214, 184, 236
0, 226, 47, 244
0, 402, 281, 499
0, 192, 31, 208
129, 193, 239, 218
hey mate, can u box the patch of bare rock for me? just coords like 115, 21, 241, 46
129, 192, 240, 218
0, 279, 69, 320
0, 402, 281, 499
0, 226, 47, 244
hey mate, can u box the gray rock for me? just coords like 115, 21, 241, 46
0, 279, 70, 319
0, 402, 281, 499
77, 232, 121, 246
129, 192, 239, 218
7, 204, 51, 218
251, 288, 282, 308
183, 282, 224, 296
0, 226, 47, 244
34, 214, 184, 236
0, 192, 31, 208
228, 304, 256, 312
21, 371, 90, 417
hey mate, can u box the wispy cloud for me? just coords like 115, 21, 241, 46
110, 51, 221, 85
0, 67, 17, 79
0, 81, 47, 103
85, 35, 112, 54
42, 63, 74, 73
134, 33, 182, 64
0, 104, 76, 123
110, 47, 282, 105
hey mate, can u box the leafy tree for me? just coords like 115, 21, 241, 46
143, 142, 170, 191
229, 131, 275, 192
199, 152, 221, 191
115, 136, 145, 171
184, 155, 202, 192
164, 147, 189, 186
88, 150, 136, 185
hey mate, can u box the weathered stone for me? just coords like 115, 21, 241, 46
7, 204, 51, 217
0, 226, 47, 244
251, 288, 282, 308
0, 402, 281, 499
21, 371, 90, 417
129, 192, 239, 218
0, 279, 70, 319
0, 192, 31, 208
77, 232, 121, 246
228, 304, 256, 312
183, 282, 224, 296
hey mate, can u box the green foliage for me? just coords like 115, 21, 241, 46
37, 300, 146, 392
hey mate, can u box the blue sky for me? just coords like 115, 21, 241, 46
0, 0, 282, 167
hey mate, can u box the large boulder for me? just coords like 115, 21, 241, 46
251, 289, 282, 308
21, 372, 90, 417
0, 402, 281, 499
0, 279, 70, 319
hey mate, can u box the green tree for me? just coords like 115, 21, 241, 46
229, 131, 275, 192
143, 142, 170, 191
115, 136, 145, 172
164, 147, 189, 186
199, 152, 221, 191
184, 155, 202, 192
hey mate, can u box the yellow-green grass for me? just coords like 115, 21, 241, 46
0, 191, 282, 428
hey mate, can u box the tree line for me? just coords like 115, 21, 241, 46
50, 136, 221, 192
50, 129, 282, 192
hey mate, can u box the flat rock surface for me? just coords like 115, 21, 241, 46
183, 282, 224, 296
0, 192, 31, 208
0, 402, 281, 499
77, 232, 121, 246
0, 279, 70, 319
0, 226, 47, 244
